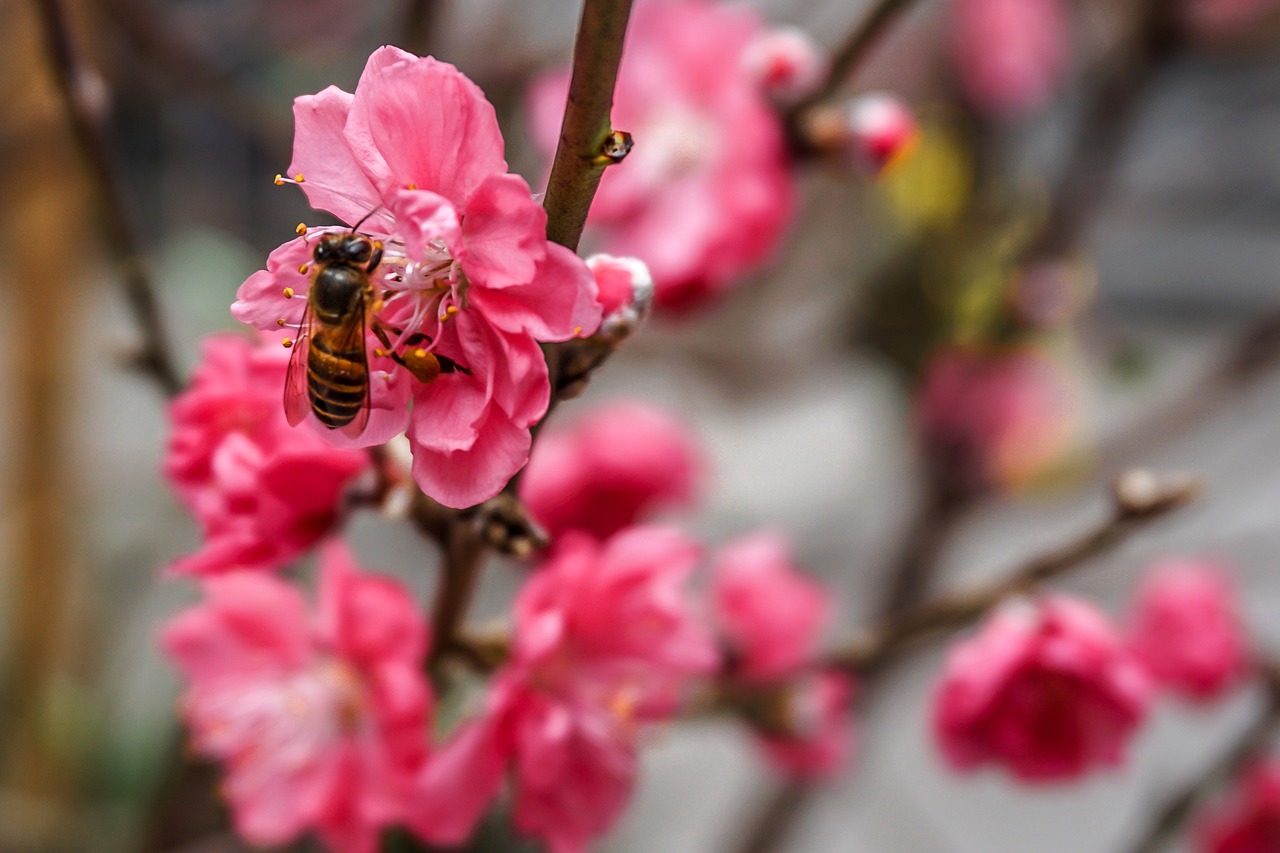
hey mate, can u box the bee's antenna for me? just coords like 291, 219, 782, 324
351, 206, 385, 235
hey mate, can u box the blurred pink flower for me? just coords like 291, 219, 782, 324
1197, 758, 1280, 852
742, 26, 828, 103
1184, 0, 1280, 38
1128, 559, 1251, 702
234, 47, 600, 509
712, 533, 855, 779
915, 345, 1079, 496
586, 254, 654, 320
528, 0, 796, 313
411, 527, 717, 852
520, 401, 703, 541
164, 334, 368, 575
713, 532, 830, 683
162, 542, 431, 852
950, 0, 1070, 119
932, 596, 1152, 783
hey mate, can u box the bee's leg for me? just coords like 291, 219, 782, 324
437, 354, 471, 376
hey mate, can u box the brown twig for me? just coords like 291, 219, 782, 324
833, 469, 1200, 677
1125, 664, 1280, 853
34, 0, 183, 395
402, 0, 445, 57
876, 478, 968, 618
541, 0, 635, 253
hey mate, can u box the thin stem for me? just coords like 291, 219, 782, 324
429, 520, 487, 671
1125, 665, 1280, 853
33, 0, 183, 395
832, 469, 1200, 677
876, 479, 967, 618
541, 0, 635, 252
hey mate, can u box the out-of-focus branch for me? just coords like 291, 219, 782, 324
792, 0, 917, 115
402, 0, 445, 57
1125, 663, 1280, 853
876, 477, 967, 619
542, 0, 635, 252
832, 469, 1200, 677
33, 0, 183, 395
97, 0, 291, 157
428, 519, 488, 674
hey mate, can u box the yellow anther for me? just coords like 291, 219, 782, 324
373, 348, 389, 358
297, 263, 308, 274
413, 347, 428, 359
407, 182, 418, 190
282, 337, 294, 348
283, 287, 295, 298
277, 318, 286, 327
294, 173, 305, 182
402, 348, 441, 383
273, 174, 285, 186
573, 326, 583, 337
296, 222, 307, 235
445, 305, 459, 317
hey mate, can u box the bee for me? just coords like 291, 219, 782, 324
284, 231, 385, 436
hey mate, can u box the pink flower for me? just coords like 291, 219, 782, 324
742, 26, 828, 104
411, 528, 717, 852
950, 0, 1070, 119
1128, 559, 1250, 702
234, 47, 601, 509
586, 254, 654, 321
1197, 758, 1280, 852
842, 93, 919, 174
164, 335, 368, 575
520, 401, 703, 542
162, 542, 432, 852
528, 0, 796, 313
932, 596, 1152, 783
712, 533, 854, 779
915, 345, 1079, 497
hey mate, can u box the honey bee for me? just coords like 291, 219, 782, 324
284, 231, 385, 436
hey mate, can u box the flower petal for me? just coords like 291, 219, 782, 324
459, 173, 546, 289
470, 243, 602, 341
232, 235, 315, 332
290, 86, 392, 229
409, 404, 532, 509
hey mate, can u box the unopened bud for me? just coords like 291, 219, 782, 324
743, 27, 828, 104
586, 254, 654, 336
1112, 468, 1201, 518
842, 92, 919, 174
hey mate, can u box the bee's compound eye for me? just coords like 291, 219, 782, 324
313, 239, 335, 262
346, 237, 372, 263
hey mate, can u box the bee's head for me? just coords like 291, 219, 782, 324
313, 233, 375, 266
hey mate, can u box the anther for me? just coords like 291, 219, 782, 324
407, 182, 418, 190
274, 174, 285, 186
298, 263, 308, 274
573, 326, 583, 337
277, 318, 286, 327
282, 338, 294, 348
374, 348, 389, 358
294, 173, 305, 182
445, 305, 459, 317
283, 287, 295, 298
296, 222, 307, 236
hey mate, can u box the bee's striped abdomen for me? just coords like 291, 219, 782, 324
307, 332, 367, 427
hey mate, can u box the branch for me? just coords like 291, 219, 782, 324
1125, 664, 1280, 853
402, 0, 445, 57
541, 0, 635, 252
33, 0, 183, 395
833, 469, 1200, 677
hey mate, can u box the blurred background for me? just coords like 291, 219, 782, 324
2, 0, 1280, 850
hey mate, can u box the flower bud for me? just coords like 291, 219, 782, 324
742, 26, 828, 103
843, 92, 919, 173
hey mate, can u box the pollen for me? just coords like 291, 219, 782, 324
573, 326, 583, 337
294, 173, 306, 183
282, 337, 294, 348
445, 305, 459, 317
407, 182, 418, 190
273, 174, 285, 186
298, 263, 309, 274
277, 318, 286, 327
283, 287, 295, 298
295, 222, 307, 235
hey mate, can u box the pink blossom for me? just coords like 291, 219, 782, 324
1128, 559, 1251, 702
711, 533, 855, 779
742, 26, 828, 104
915, 345, 1078, 497
528, 0, 796, 313
520, 401, 703, 541
713, 532, 830, 683
1197, 758, 1280, 852
950, 0, 1070, 119
411, 528, 717, 852
586, 254, 654, 321
842, 92, 919, 174
162, 542, 432, 851
234, 47, 601, 509
932, 596, 1152, 783
164, 334, 368, 575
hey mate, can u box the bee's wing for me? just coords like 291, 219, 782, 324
333, 298, 372, 439
283, 300, 315, 428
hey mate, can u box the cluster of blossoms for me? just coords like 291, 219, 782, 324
932, 558, 1252, 783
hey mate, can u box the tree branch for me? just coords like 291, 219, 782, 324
1125, 664, 1280, 853
541, 0, 635, 252
33, 0, 183, 395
